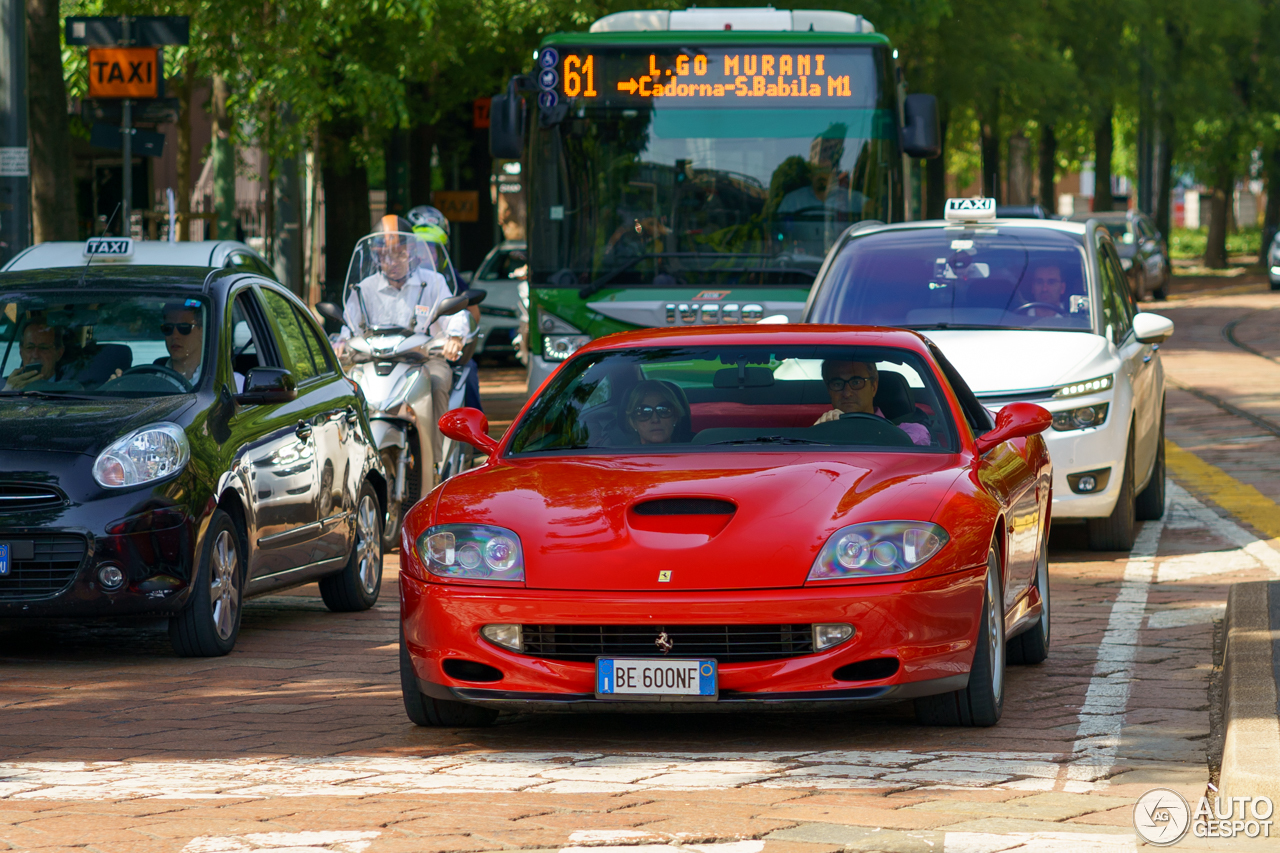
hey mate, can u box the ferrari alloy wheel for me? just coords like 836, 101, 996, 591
170, 509, 244, 657
320, 481, 384, 612
1088, 433, 1137, 551
1136, 407, 1166, 521
915, 545, 1005, 727
1008, 534, 1050, 665
400, 626, 498, 728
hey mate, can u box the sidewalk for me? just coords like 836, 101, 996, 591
1219, 581, 1280, 804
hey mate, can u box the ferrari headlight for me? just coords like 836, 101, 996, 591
1052, 403, 1109, 431
417, 524, 524, 582
1053, 374, 1113, 398
538, 311, 589, 361
93, 423, 190, 489
808, 522, 949, 581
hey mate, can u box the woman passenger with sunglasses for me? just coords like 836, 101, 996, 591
622, 380, 689, 445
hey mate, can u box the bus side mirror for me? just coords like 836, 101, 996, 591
490, 88, 525, 160
902, 94, 941, 159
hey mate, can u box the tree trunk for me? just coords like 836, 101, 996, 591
25, 0, 77, 241
175, 55, 194, 240
1007, 131, 1031, 205
409, 121, 435, 207
924, 109, 949, 220
980, 98, 1001, 201
1260, 143, 1280, 263
1154, 111, 1175, 238
320, 115, 369, 304
211, 75, 236, 240
1038, 124, 1057, 212
1204, 165, 1232, 269
1093, 109, 1114, 212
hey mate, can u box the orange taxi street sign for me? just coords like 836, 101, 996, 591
88, 48, 160, 99
432, 191, 480, 223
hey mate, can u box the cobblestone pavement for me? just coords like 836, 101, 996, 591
3, 292, 1280, 852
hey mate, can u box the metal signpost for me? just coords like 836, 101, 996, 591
66, 15, 188, 235
0, 0, 30, 265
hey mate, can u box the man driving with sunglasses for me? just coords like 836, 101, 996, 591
814, 360, 931, 446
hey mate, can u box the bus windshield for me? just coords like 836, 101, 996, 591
530, 45, 900, 287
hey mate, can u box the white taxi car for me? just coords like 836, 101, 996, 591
803, 198, 1174, 551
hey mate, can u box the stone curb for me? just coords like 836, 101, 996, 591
1218, 581, 1280, 803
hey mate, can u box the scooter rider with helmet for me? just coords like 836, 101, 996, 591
407, 204, 484, 412
338, 214, 469, 485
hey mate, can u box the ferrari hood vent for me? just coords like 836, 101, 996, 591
632, 498, 735, 516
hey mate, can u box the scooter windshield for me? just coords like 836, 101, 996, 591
343, 231, 440, 333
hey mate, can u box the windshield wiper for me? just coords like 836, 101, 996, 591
710, 435, 829, 446
577, 252, 808, 299
0, 389, 102, 400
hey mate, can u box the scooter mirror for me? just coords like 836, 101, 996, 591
436, 294, 470, 317
315, 302, 345, 325
464, 288, 487, 307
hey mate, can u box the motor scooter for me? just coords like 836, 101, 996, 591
316, 231, 484, 549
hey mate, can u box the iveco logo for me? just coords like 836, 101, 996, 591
655, 630, 674, 654
663, 303, 764, 325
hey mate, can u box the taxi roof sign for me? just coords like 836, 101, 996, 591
944, 197, 997, 222
83, 237, 134, 260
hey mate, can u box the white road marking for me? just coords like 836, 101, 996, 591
0, 749, 1077, 800
1066, 504, 1166, 788
1163, 481, 1280, 576
1147, 603, 1226, 628
182, 831, 379, 853
943, 831, 1135, 852
561, 845, 763, 853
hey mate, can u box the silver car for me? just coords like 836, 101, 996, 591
465, 241, 526, 361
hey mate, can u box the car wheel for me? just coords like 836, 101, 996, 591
1088, 435, 1137, 551
169, 509, 244, 657
1007, 534, 1050, 665
1153, 267, 1169, 300
319, 481, 383, 612
1136, 408, 1166, 521
400, 626, 499, 727
915, 546, 1005, 727
1271, 278, 1280, 293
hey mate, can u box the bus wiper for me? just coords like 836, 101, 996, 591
710, 435, 829, 446
577, 252, 791, 299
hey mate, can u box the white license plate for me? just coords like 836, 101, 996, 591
596, 658, 717, 699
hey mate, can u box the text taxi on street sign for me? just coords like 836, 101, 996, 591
944, 197, 997, 222
87, 47, 161, 99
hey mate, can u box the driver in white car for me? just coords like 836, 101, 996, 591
1023, 264, 1069, 317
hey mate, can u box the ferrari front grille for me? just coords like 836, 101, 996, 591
520, 624, 815, 663
0, 535, 88, 600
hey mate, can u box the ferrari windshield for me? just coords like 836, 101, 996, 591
807, 227, 1094, 332
0, 290, 210, 397
507, 344, 956, 454
529, 45, 901, 286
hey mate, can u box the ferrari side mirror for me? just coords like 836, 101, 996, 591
974, 402, 1052, 456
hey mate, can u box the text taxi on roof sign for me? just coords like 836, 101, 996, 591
944, 198, 997, 221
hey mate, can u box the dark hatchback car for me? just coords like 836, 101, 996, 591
0, 266, 386, 656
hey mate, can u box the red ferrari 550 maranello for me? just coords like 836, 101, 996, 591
399, 325, 1053, 727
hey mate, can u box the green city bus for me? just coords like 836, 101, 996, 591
489, 7, 939, 390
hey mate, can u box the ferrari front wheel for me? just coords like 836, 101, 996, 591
915, 546, 1005, 727
399, 627, 498, 728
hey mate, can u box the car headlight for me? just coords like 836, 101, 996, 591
1052, 374, 1113, 398
93, 423, 190, 489
417, 524, 524, 582
538, 311, 590, 361
1052, 403, 1109, 431
807, 522, 949, 581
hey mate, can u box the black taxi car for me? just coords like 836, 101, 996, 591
0, 266, 386, 656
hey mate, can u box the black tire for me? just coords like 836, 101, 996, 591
319, 481, 383, 612
1007, 535, 1050, 665
915, 547, 1005, 726
1153, 268, 1169, 300
169, 509, 245, 657
1271, 278, 1280, 292
1136, 409, 1166, 521
1088, 436, 1137, 551
399, 627, 499, 727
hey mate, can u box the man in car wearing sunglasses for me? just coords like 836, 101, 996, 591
814, 360, 931, 446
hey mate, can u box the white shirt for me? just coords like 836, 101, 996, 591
340, 268, 470, 344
